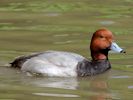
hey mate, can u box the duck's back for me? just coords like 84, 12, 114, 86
11, 51, 85, 77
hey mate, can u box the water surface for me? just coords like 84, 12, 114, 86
0, 0, 133, 100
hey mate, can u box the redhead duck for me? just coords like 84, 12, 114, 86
10, 29, 125, 77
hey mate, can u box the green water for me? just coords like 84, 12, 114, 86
0, 0, 133, 100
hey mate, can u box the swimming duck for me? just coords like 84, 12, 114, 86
10, 29, 125, 77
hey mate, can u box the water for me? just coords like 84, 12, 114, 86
0, 0, 133, 100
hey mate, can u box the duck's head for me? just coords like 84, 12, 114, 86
90, 28, 125, 60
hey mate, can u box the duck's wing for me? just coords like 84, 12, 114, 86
14, 51, 85, 77
10, 50, 85, 69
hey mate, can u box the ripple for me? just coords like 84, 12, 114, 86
45, 13, 61, 17
111, 75, 130, 79
0, 99, 16, 100
33, 93, 80, 98
53, 34, 69, 37
99, 20, 115, 25
54, 40, 73, 44
126, 65, 133, 68
128, 86, 133, 89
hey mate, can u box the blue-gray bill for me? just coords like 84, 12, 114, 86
110, 42, 126, 53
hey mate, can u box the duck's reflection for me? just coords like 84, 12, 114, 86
78, 71, 112, 100
23, 76, 78, 90
88, 77, 112, 100
22, 71, 112, 99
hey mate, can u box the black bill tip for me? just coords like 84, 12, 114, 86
120, 50, 126, 53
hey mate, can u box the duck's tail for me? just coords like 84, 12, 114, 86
10, 52, 43, 68
10, 56, 27, 68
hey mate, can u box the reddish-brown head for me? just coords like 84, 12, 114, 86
90, 28, 114, 60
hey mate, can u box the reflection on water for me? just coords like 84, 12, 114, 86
33, 93, 80, 98
99, 20, 115, 25
111, 75, 130, 79
0, 0, 133, 100
0, 66, 132, 100
128, 86, 133, 89
24, 77, 78, 90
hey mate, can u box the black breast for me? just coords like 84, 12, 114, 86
77, 59, 111, 76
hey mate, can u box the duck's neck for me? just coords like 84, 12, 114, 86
91, 49, 109, 61
76, 49, 111, 76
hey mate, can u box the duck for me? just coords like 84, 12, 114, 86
10, 28, 125, 77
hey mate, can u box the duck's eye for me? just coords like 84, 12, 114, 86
100, 36, 104, 38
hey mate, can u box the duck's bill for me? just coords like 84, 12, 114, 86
110, 42, 126, 53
